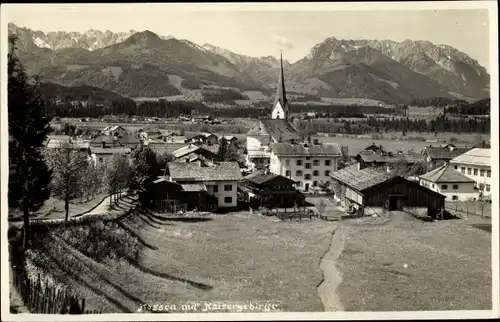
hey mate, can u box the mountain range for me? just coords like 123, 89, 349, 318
9, 23, 490, 104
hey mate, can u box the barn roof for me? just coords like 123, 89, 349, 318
329, 164, 396, 191
272, 142, 342, 156
91, 147, 131, 155
168, 161, 242, 182
450, 148, 490, 167
181, 184, 207, 192
420, 164, 475, 183
244, 170, 295, 185
172, 144, 201, 158
148, 142, 185, 155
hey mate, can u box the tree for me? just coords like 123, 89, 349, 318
217, 136, 229, 160
156, 151, 175, 173
104, 155, 131, 205
8, 35, 53, 248
46, 142, 90, 221
129, 145, 158, 190
81, 162, 106, 200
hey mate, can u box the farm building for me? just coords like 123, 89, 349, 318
422, 144, 472, 170
139, 177, 217, 212
241, 170, 305, 208
330, 164, 446, 216
171, 144, 220, 162
354, 148, 426, 172
186, 133, 219, 146
102, 125, 128, 137
419, 164, 477, 201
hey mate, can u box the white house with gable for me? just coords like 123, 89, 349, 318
419, 164, 477, 201
449, 148, 491, 197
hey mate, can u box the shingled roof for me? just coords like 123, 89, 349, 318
425, 146, 471, 160
247, 119, 301, 142
272, 142, 342, 156
244, 170, 295, 185
168, 162, 242, 182
419, 164, 475, 183
329, 164, 397, 191
450, 148, 490, 167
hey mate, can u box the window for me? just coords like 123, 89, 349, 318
441, 184, 448, 190
313, 170, 319, 176
461, 167, 465, 174
304, 174, 311, 180
296, 160, 303, 166
296, 170, 303, 176
99, 157, 103, 163
452, 195, 458, 201
474, 168, 478, 176
285, 159, 290, 166
454, 165, 458, 170
313, 181, 318, 187
452, 184, 459, 190
467, 167, 472, 175
313, 160, 320, 166
480, 169, 485, 176
285, 170, 291, 177
432, 184, 435, 188
487, 170, 491, 178
325, 160, 331, 166
224, 197, 233, 204
306, 156, 311, 160
297, 181, 302, 187
213, 185, 219, 193
325, 170, 330, 176
305, 163, 311, 169
224, 184, 233, 191
486, 184, 490, 192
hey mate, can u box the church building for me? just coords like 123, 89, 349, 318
246, 54, 301, 170
246, 54, 343, 192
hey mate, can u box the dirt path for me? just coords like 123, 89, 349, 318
318, 225, 346, 312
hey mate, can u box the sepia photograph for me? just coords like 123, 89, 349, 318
1, 2, 498, 321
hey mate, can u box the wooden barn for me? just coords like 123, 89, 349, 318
330, 164, 446, 217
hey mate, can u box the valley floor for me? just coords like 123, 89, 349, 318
18, 207, 492, 313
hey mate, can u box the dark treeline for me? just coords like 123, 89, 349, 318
410, 97, 490, 115
297, 115, 490, 135
44, 98, 272, 119
409, 97, 469, 107
445, 98, 490, 115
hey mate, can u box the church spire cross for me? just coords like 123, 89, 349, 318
271, 50, 289, 120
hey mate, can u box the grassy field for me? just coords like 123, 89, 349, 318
336, 212, 492, 311
26, 210, 337, 313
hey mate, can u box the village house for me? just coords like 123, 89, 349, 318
186, 133, 219, 146
90, 147, 132, 168
241, 169, 305, 208
354, 147, 426, 172
102, 125, 128, 137
166, 161, 243, 209
171, 144, 220, 163
422, 144, 472, 170
330, 163, 446, 217
449, 148, 491, 197
221, 135, 238, 148
419, 164, 477, 201
191, 115, 212, 123
246, 55, 302, 170
270, 142, 343, 192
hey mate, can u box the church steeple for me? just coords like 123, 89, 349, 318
271, 51, 289, 120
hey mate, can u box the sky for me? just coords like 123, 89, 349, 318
3, 3, 493, 71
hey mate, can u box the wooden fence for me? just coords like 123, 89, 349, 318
11, 268, 102, 314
